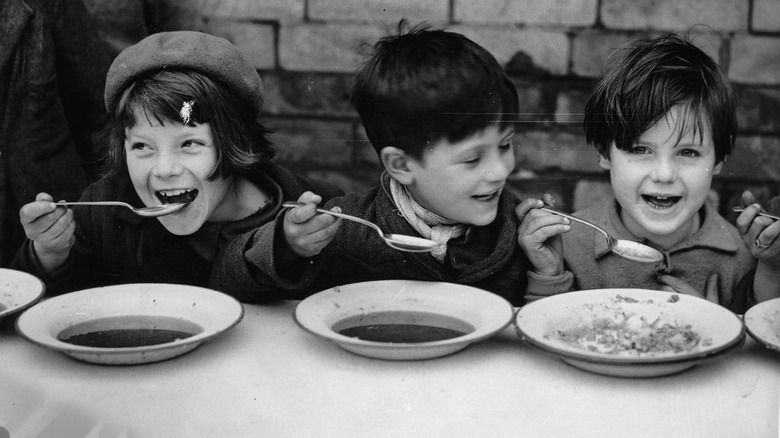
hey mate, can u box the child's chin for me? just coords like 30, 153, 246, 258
468, 212, 498, 227
157, 217, 201, 236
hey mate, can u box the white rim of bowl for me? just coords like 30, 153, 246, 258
293, 282, 515, 349
15, 285, 244, 354
0, 269, 46, 318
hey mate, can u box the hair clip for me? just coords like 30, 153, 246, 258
179, 100, 195, 125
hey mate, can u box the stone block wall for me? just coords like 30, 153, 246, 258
84, 0, 780, 217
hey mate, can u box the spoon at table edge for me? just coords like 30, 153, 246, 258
539, 207, 665, 263
282, 202, 438, 253
55, 201, 190, 218
732, 206, 780, 221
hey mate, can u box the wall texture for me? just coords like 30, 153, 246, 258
83, 0, 780, 218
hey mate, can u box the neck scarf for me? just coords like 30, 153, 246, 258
389, 177, 467, 262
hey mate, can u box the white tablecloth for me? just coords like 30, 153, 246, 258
1, 300, 777, 438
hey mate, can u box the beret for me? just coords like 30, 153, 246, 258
105, 31, 264, 115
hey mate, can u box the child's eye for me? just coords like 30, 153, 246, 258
630, 146, 649, 155
129, 142, 148, 151
499, 142, 513, 152
678, 149, 700, 158
463, 157, 479, 165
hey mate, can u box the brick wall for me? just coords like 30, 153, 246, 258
84, 0, 780, 217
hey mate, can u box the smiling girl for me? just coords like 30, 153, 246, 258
12, 31, 341, 294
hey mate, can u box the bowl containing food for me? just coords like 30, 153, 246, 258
294, 280, 515, 360
515, 288, 745, 377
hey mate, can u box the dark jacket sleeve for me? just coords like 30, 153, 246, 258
209, 164, 344, 301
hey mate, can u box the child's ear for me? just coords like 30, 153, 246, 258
597, 153, 611, 170
380, 147, 415, 185
713, 159, 724, 175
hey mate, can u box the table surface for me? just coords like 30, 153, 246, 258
1, 300, 778, 438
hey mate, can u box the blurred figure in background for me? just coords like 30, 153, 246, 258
0, 0, 110, 266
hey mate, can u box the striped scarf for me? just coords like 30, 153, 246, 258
389, 177, 467, 262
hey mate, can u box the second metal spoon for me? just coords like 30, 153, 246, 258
732, 206, 780, 221
540, 207, 664, 263
282, 202, 438, 253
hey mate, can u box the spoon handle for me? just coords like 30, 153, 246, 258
56, 201, 132, 208
281, 202, 383, 236
538, 207, 611, 240
732, 206, 780, 221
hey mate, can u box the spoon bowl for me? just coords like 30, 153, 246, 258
540, 207, 664, 263
55, 201, 189, 218
282, 202, 437, 253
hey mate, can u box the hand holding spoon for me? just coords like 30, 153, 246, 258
539, 207, 664, 263
282, 202, 437, 252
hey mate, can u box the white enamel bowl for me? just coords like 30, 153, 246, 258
16, 283, 243, 365
0, 268, 45, 323
294, 280, 514, 361
744, 297, 780, 351
515, 288, 745, 378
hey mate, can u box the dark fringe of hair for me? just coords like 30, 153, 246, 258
583, 33, 737, 164
102, 69, 274, 179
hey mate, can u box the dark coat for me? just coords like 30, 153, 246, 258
11, 162, 343, 295
0, 0, 110, 264
214, 174, 573, 306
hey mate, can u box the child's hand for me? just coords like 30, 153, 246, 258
736, 191, 780, 268
19, 192, 76, 274
516, 195, 571, 276
657, 273, 719, 304
736, 190, 780, 303
283, 191, 342, 258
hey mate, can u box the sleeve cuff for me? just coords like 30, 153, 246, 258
524, 270, 574, 303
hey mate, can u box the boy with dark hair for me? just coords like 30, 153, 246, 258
563, 33, 776, 311
214, 24, 573, 305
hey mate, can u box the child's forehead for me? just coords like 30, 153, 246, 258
640, 107, 712, 143
126, 102, 194, 128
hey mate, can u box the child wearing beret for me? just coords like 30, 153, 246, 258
12, 31, 342, 295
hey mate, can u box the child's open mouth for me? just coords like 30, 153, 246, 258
642, 195, 681, 209
473, 189, 500, 202
156, 189, 198, 205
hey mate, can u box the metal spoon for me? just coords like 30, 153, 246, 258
282, 202, 438, 252
732, 206, 780, 221
55, 201, 189, 218
539, 207, 664, 263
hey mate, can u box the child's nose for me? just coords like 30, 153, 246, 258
650, 156, 677, 182
152, 150, 184, 177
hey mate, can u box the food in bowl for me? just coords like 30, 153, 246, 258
546, 294, 712, 356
